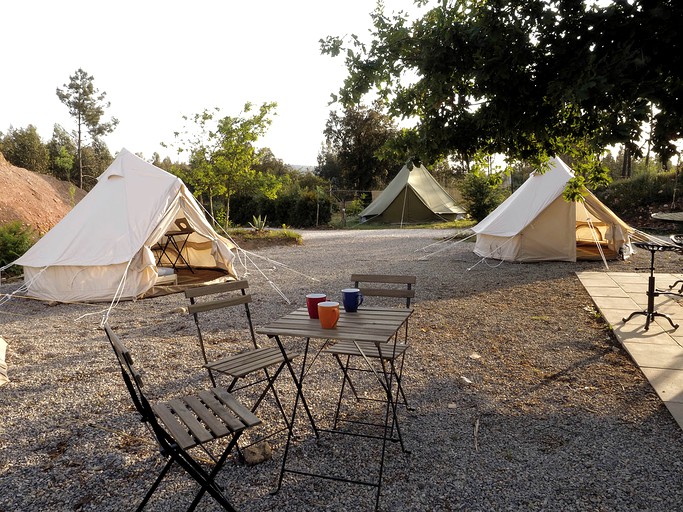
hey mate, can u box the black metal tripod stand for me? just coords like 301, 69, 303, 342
622, 242, 680, 331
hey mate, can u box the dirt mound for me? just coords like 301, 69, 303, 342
0, 152, 86, 235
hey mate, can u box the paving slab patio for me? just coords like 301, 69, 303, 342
577, 270, 683, 428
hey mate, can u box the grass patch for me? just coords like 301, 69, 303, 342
330, 212, 476, 231
226, 227, 302, 250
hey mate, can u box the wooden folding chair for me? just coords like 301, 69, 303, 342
185, 280, 293, 441
324, 274, 415, 438
103, 323, 260, 511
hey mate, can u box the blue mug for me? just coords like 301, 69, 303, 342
342, 288, 364, 312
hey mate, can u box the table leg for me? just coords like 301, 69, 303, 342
168, 233, 195, 273
271, 335, 318, 493
646, 275, 655, 330
622, 292, 679, 331
155, 237, 173, 266
622, 252, 679, 331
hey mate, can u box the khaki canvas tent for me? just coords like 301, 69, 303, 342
13, 148, 236, 302
360, 162, 465, 224
472, 157, 633, 262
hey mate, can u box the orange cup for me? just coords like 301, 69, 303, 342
318, 301, 340, 329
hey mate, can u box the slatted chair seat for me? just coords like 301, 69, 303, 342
205, 346, 292, 379
326, 340, 408, 359
104, 323, 260, 511
152, 388, 259, 450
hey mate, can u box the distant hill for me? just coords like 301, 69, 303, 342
0, 152, 86, 235
291, 165, 315, 173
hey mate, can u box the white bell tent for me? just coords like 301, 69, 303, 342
12, 149, 236, 302
472, 157, 633, 262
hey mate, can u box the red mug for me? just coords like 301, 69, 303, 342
306, 293, 326, 319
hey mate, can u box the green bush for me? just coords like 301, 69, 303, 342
229, 191, 332, 228
345, 195, 367, 216
248, 214, 268, 232
594, 170, 681, 217
461, 170, 508, 222
291, 190, 332, 227
0, 221, 36, 276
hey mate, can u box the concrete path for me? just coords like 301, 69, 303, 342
577, 270, 683, 428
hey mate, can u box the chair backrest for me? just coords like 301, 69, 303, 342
185, 280, 258, 362
104, 323, 164, 441
351, 273, 416, 308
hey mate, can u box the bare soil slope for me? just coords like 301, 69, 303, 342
0, 152, 86, 235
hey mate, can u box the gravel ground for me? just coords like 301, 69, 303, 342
2, 228, 683, 512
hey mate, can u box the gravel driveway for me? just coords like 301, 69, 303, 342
2, 228, 683, 511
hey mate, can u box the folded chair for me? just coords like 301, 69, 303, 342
185, 280, 293, 440
104, 323, 260, 512
324, 274, 416, 443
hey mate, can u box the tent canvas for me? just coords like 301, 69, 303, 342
14, 148, 237, 302
360, 162, 465, 224
471, 157, 633, 262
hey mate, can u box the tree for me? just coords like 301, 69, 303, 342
168, 102, 281, 227
460, 154, 508, 222
253, 147, 294, 177
1, 125, 49, 173
150, 152, 177, 173
56, 68, 118, 188
0, 221, 36, 277
79, 141, 113, 189
47, 124, 76, 182
316, 103, 404, 192
321, 0, 683, 184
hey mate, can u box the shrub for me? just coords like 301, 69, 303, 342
291, 190, 332, 227
0, 221, 36, 277
230, 191, 332, 228
594, 170, 681, 216
345, 195, 366, 216
248, 214, 268, 232
461, 170, 508, 222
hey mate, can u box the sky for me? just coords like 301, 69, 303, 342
1, 0, 422, 168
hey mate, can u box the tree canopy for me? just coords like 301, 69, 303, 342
167, 102, 282, 226
321, 0, 683, 182
56, 68, 118, 188
0, 125, 49, 174
316, 103, 405, 193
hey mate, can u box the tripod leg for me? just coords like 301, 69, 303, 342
653, 312, 680, 330
623, 310, 647, 324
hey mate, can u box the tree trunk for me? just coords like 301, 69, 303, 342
225, 195, 231, 231
77, 112, 83, 189
209, 194, 214, 223
621, 148, 632, 179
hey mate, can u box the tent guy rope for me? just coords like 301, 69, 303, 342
417, 231, 476, 260
581, 203, 609, 270
0, 267, 47, 308
198, 201, 319, 304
